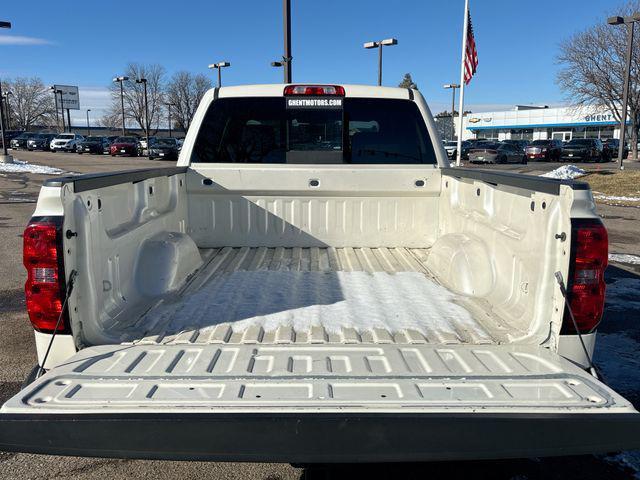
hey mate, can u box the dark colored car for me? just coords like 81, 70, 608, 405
27, 133, 57, 151
443, 140, 471, 161
1, 130, 24, 149
500, 139, 529, 153
468, 142, 527, 164
561, 138, 606, 162
76, 136, 112, 155
9, 133, 36, 150
109, 136, 139, 157
525, 139, 563, 161
149, 137, 180, 160
603, 138, 627, 161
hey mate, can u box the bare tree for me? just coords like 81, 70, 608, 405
3, 77, 56, 131
165, 71, 212, 132
97, 103, 122, 132
557, 0, 640, 159
107, 63, 166, 134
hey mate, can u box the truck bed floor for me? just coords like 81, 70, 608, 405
123, 247, 498, 346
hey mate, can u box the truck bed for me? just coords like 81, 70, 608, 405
120, 247, 502, 346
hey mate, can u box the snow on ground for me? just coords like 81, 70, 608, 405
0, 159, 64, 175
594, 193, 640, 203
540, 165, 586, 179
609, 253, 640, 265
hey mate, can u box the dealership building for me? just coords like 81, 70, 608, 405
456, 105, 626, 142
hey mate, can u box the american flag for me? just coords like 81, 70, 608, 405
464, 10, 478, 84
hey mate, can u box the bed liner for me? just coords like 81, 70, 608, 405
118, 247, 511, 346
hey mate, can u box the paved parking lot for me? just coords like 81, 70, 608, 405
0, 151, 639, 479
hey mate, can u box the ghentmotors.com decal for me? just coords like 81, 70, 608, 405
286, 97, 343, 109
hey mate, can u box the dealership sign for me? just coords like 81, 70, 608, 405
54, 85, 80, 110
583, 113, 614, 122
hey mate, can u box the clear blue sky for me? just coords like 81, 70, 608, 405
0, 0, 619, 124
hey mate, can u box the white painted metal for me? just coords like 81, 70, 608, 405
3, 343, 634, 415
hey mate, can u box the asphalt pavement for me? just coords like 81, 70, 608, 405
0, 150, 639, 480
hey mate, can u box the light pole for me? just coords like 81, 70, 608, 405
608, 14, 640, 169
135, 78, 149, 157
443, 84, 460, 142
113, 76, 129, 135
0, 20, 12, 163
165, 103, 175, 138
363, 38, 398, 86
208, 62, 231, 88
86, 109, 91, 136
2, 91, 12, 130
49, 86, 65, 132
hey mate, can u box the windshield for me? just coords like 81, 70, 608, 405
193, 97, 436, 164
115, 137, 136, 143
530, 140, 550, 146
566, 139, 592, 146
85, 137, 103, 142
445, 142, 457, 147
57, 134, 75, 139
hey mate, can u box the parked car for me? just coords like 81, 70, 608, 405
50, 133, 84, 152
109, 136, 140, 157
525, 139, 563, 161
27, 133, 57, 151
1, 130, 24, 149
148, 137, 180, 160
443, 140, 471, 161
76, 136, 112, 155
603, 138, 627, 161
468, 142, 527, 164
1, 83, 638, 462
500, 139, 529, 153
9, 133, 35, 150
138, 136, 157, 152
561, 138, 605, 162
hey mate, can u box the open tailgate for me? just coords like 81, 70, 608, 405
1, 343, 639, 462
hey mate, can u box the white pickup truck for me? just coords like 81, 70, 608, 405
1, 84, 638, 462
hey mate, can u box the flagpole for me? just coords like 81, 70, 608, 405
456, 0, 470, 167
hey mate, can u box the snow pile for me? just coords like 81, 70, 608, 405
609, 253, 640, 265
594, 194, 640, 203
0, 159, 64, 175
540, 165, 586, 180
144, 271, 490, 340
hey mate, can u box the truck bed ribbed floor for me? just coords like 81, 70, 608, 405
122, 247, 498, 345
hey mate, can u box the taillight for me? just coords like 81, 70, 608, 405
284, 85, 345, 96
23, 220, 69, 333
562, 219, 608, 334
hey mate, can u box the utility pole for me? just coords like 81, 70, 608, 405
113, 76, 129, 135
136, 78, 150, 157
208, 62, 231, 87
50, 87, 66, 132
165, 103, 174, 138
283, 0, 292, 83
608, 13, 640, 169
444, 84, 460, 142
86, 109, 91, 136
0, 21, 12, 163
66, 108, 71, 132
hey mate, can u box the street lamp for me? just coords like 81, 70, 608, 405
135, 78, 150, 157
165, 103, 175, 138
363, 38, 398, 86
1, 20, 12, 162
443, 84, 460, 142
2, 91, 13, 130
113, 76, 129, 135
208, 62, 231, 88
607, 13, 640, 169
49, 86, 65, 132
86, 109, 91, 136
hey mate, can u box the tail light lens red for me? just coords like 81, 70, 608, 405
23, 221, 69, 333
284, 85, 345, 96
562, 219, 608, 334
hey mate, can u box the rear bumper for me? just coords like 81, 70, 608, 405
1, 412, 639, 462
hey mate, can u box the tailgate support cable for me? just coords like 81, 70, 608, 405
37, 270, 78, 378
554, 271, 599, 379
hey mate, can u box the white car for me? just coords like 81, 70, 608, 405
50, 133, 84, 152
